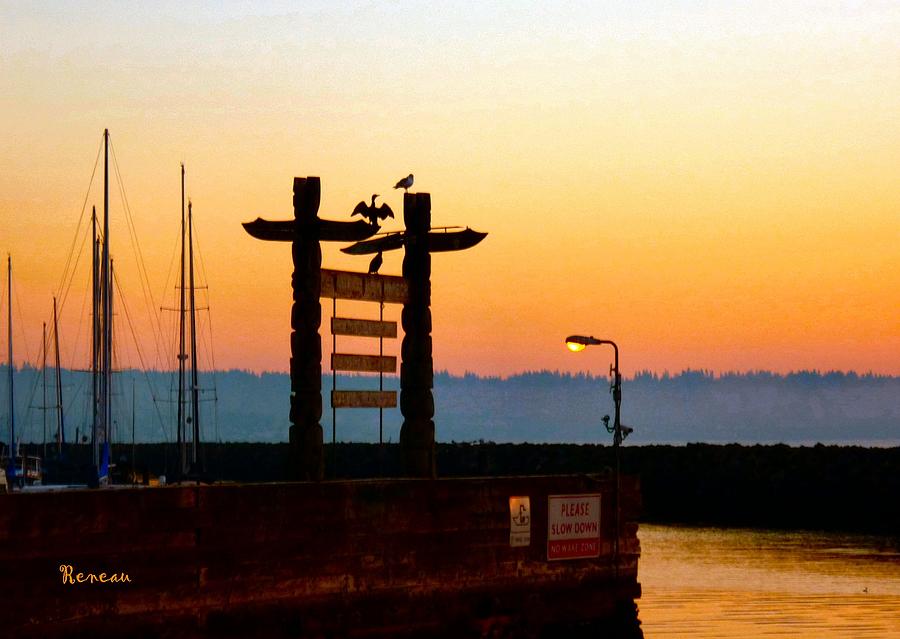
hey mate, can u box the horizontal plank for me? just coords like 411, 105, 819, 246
331, 354, 397, 373
332, 317, 398, 339
331, 390, 397, 408
321, 269, 408, 304
242, 218, 377, 242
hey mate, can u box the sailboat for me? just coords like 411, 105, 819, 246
84, 130, 114, 487
173, 166, 206, 480
2, 255, 43, 487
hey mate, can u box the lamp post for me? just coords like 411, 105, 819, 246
565, 335, 625, 446
565, 334, 632, 580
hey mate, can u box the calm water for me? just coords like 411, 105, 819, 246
637, 525, 900, 638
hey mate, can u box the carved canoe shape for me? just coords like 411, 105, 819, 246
341, 228, 487, 255
242, 218, 379, 242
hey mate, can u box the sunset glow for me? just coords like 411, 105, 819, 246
1, 2, 898, 377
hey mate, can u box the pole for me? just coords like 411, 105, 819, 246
42, 322, 47, 459
6, 255, 15, 480
131, 377, 136, 485
53, 297, 65, 454
188, 200, 200, 471
177, 163, 186, 476
92, 206, 99, 467
108, 258, 114, 449
604, 341, 622, 581
99, 129, 110, 479
331, 293, 336, 477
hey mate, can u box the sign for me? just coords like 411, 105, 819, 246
332, 317, 398, 338
331, 390, 397, 408
331, 353, 397, 373
321, 269, 408, 304
509, 496, 531, 547
547, 494, 600, 560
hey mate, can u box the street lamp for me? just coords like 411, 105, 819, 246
564, 335, 632, 446
565, 333, 634, 579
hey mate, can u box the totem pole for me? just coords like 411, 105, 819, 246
399, 193, 435, 476
245, 177, 485, 479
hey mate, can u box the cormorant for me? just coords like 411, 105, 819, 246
351, 194, 394, 226
368, 251, 383, 275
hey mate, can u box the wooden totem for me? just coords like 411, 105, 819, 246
399, 193, 436, 477
289, 177, 324, 480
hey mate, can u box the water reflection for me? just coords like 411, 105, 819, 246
638, 525, 900, 638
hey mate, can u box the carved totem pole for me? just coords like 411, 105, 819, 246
399, 193, 435, 476
244, 177, 485, 480
289, 178, 325, 480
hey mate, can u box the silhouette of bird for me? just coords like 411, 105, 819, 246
351, 194, 394, 226
368, 251, 383, 275
393, 174, 414, 193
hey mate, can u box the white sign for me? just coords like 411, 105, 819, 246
547, 494, 601, 560
509, 496, 531, 547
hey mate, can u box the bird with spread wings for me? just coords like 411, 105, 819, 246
351, 194, 395, 226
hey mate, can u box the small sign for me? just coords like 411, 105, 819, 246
509, 496, 531, 547
331, 390, 397, 408
547, 494, 601, 560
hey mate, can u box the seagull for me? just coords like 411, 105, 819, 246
351, 194, 394, 226
368, 251, 383, 275
393, 174, 414, 193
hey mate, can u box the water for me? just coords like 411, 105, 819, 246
638, 525, 900, 638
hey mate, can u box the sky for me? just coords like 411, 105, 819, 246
1, 1, 898, 378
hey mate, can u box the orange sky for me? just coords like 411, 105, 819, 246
1, 2, 898, 377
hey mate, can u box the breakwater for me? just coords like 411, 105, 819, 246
46, 441, 899, 534
2, 475, 640, 638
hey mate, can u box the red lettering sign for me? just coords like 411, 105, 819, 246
547, 494, 601, 561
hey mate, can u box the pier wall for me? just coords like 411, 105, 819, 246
1, 475, 640, 637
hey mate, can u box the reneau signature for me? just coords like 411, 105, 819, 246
59, 564, 132, 584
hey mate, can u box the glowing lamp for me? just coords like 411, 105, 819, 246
564, 335, 602, 352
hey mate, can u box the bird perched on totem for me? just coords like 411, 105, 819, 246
351, 194, 394, 226
393, 173, 414, 192
368, 251, 383, 275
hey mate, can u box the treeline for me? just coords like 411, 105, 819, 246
41, 441, 899, 535
5, 367, 899, 445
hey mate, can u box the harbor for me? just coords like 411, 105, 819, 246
3, 4, 899, 636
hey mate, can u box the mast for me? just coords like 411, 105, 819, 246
177, 164, 187, 475
6, 255, 14, 479
53, 297, 65, 454
188, 199, 200, 470
42, 322, 47, 459
108, 257, 114, 447
131, 376, 136, 485
99, 128, 111, 477
92, 205, 100, 467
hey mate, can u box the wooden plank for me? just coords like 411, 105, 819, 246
332, 353, 397, 373
331, 390, 397, 408
332, 317, 398, 338
321, 269, 408, 304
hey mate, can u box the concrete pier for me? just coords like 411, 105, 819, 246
1, 474, 640, 637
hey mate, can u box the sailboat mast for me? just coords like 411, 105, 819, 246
99, 128, 111, 470
92, 205, 100, 467
188, 200, 200, 469
131, 377, 135, 484
108, 258, 114, 447
53, 297, 65, 454
42, 322, 47, 459
6, 255, 14, 478
177, 164, 187, 475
